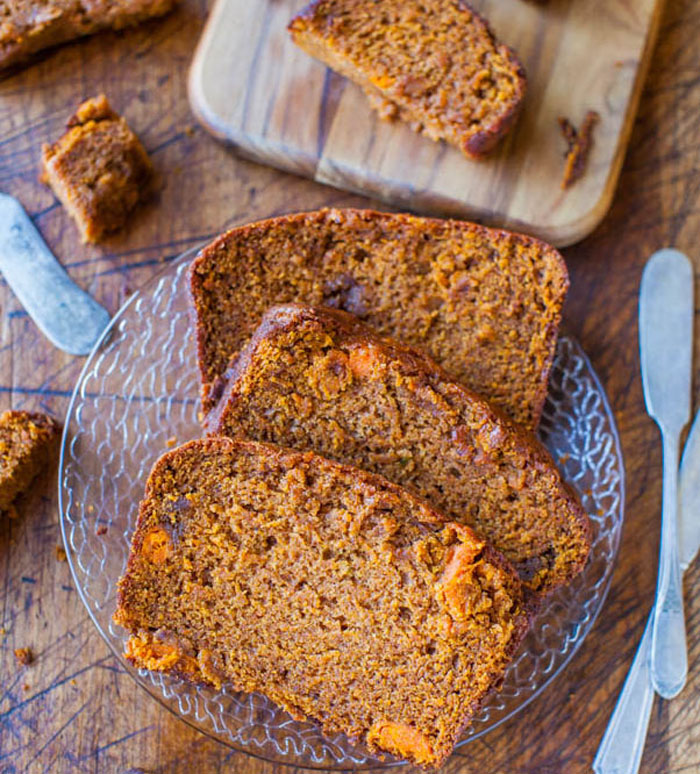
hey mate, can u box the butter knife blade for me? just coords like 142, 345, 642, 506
0, 193, 110, 356
593, 390, 700, 774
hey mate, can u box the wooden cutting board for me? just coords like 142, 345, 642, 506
189, 0, 662, 246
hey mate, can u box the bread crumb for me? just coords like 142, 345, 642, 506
558, 111, 600, 189
23, 683, 30, 691
55, 545, 67, 562
40, 95, 154, 243
14, 647, 33, 666
87, 505, 95, 513
166, 437, 177, 448
96, 525, 108, 536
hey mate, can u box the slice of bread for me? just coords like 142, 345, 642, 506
0, 0, 175, 70
206, 305, 591, 598
288, 0, 526, 158
0, 410, 60, 512
188, 208, 568, 428
115, 437, 530, 768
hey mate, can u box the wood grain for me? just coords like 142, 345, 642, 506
1, 0, 700, 772
189, 0, 662, 247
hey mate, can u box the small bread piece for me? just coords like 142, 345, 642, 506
115, 438, 530, 768
288, 0, 526, 158
0, 0, 175, 70
41, 95, 154, 243
206, 305, 591, 597
0, 410, 60, 511
188, 208, 569, 428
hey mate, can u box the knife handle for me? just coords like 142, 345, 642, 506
650, 431, 687, 698
593, 615, 655, 774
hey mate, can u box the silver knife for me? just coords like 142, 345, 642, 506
592, 407, 700, 774
639, 248, 692, 699
0, 193, 110, 355
594, 249, 697, 774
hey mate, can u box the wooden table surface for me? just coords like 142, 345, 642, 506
0, 1, 699, 772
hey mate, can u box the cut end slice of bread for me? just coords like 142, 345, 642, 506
115, 437, 531, 768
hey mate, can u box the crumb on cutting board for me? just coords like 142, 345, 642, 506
55, 545, 67, 562
558, 110, 600, 189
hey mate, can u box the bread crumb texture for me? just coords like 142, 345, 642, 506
0, 0, 175, 69
0, 410, 60, 512
14, 647, 33, 666
115, 438, 531, 768
189, 208, 568, 428
41, 95, 154, 243
289, 0, 526, 157
207, 304, 591, 597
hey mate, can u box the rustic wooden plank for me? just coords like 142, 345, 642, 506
189, 0, 662, 246
0, 0, 700, 771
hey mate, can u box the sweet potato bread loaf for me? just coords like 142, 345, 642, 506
206, 305, 591, 597
288, 0, 526, 158
115, 438, 530, 768
0, 0, 175, 70
0, 410, 60, 511
188, 208, 568, 428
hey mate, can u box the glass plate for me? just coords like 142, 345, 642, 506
59, 249, 625, 770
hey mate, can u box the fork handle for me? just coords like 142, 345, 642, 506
650, 431, 687, 698
593, 614, 655, 774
